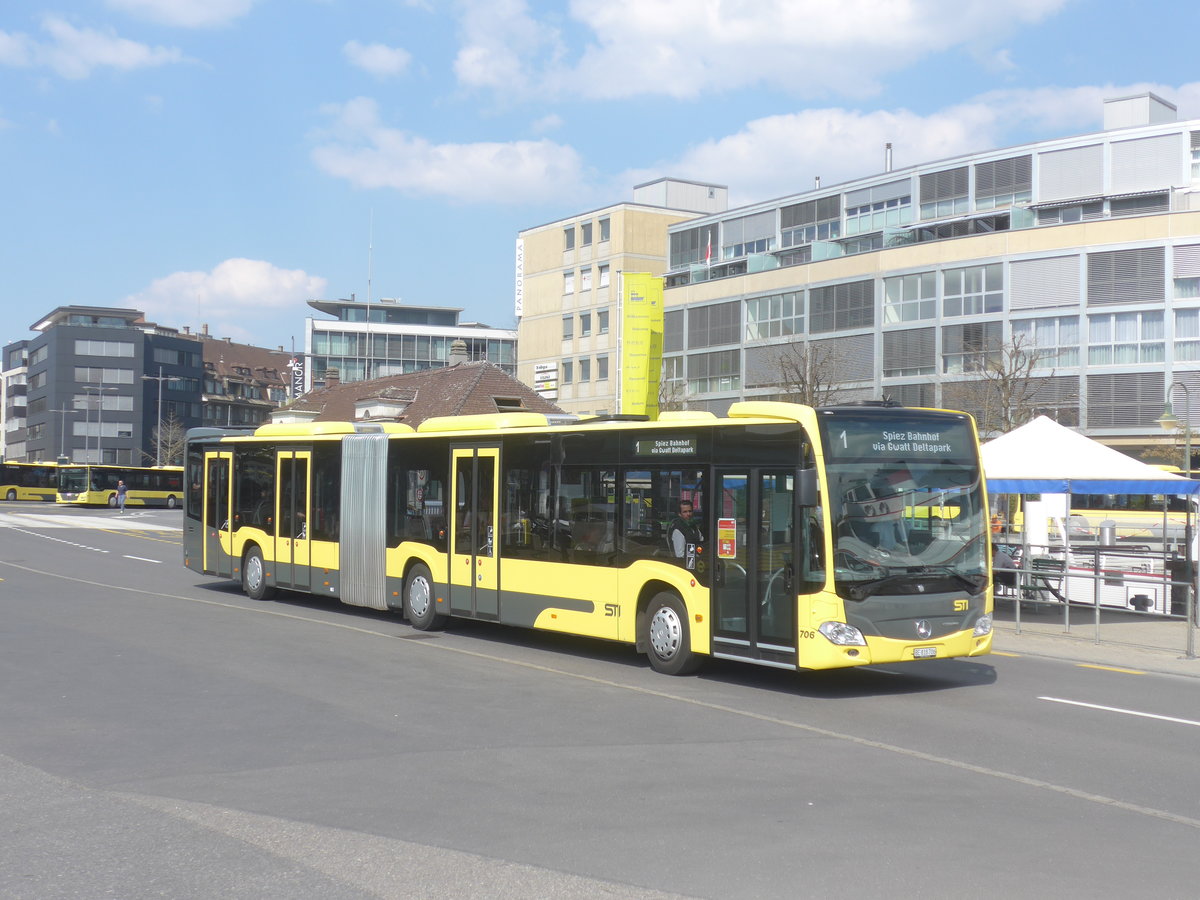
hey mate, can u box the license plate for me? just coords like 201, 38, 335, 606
913, 647, 938, 659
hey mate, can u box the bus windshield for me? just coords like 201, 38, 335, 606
818, 410, 987, 600
58, 466, 89, 494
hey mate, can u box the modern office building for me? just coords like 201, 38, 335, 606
650, 93, 1200, 458
304, 297, 517, 392
2, 306, 204, 465
516, 178, 729, 416
0, 309, 293, 465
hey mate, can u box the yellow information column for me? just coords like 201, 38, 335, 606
620, 273, 664, 418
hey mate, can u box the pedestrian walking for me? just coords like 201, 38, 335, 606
116, 479, 128, 513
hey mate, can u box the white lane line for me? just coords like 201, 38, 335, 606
1040, 696, 1200, 728
123, 555, 162, 564
4, 526, 108, 553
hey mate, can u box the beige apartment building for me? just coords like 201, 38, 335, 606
516, 178, 727, 415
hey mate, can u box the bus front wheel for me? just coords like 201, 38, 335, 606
405, 563, 447, 631
4, 489, 15, 501
243, 546, 275, 601
644, 591, 701, 676
107, 494, 118, 508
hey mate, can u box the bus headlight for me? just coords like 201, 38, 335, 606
819, 621, 867, 646
973, 614, 993, 637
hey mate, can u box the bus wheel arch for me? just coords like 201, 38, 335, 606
404, 560, 447, 631
640, 587, 701, 676
242, 544, 276, 601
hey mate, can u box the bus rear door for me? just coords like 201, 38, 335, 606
449, 446, 500, 620
711, 469, 798, 669
204, 451, 233, 577
275, 449, 312, 592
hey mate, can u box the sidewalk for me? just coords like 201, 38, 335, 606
991, 598, 1200, 678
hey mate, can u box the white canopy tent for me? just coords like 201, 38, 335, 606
982, 416, 1200, 496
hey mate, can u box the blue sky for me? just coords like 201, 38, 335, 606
2, 0, 1199, 351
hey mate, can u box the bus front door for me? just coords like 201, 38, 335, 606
711, 469, 798, 669
275, 449, 312, 592
204, 451, 233, 577
449, 446, 499, 620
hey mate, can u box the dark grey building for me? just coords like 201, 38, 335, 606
4, 306, 204, 465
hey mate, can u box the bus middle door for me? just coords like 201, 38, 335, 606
711, 468, 798, 669
275, 449, 312, 592
449, 446, 499, 620
203, 451, 233, 577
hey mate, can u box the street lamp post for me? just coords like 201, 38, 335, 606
1158, 381, 1196, 658
83, 385, 118, 464
49, 407, 81, 461
142, 366, 182, 466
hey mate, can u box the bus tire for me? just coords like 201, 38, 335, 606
166, 495, 177, 509
243, 546, 275, 601
5, 489, 15, 501
405, 563, 447, 631
644, 591, 701, 676
107, 494, 118, 508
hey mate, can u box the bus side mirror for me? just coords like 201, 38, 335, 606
797, 468, 818, 508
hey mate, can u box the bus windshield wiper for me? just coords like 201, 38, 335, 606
845, 567, 985, 601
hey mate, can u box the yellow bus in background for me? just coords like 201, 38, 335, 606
0, 461, 59, 501
56, 463, 185, 508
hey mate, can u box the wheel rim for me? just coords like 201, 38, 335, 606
408, 574, 431, 618
246, 554, 263, 592
649, 604, 682, 661
5, 490, 14, 501
167, 496, 176, 509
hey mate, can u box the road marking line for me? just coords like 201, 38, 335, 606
991, 650, 1021, 657
123, 555, 162, 564
1077, 663, 1146, 675
1040, 696, 1200, 727
5, 556, 1200, 832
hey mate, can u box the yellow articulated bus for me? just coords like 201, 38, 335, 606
183, 401, 993, 675
56, 463, 185, 508
0, 461, 59, 501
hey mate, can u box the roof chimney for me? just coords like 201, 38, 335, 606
448, 339, 470, 366
884, 142, 893, 173
324, 367, 340, 386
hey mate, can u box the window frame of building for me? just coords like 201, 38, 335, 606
942, 321, 1003, 374
745, 291, 804, 341
563, 270, 575, 295
919, 166, 970, 220
597, 309, 610, 335
580, 221, 593, 246
598, 264, 610, 288
1010, 316, 1081, 368
580, 267, 593, 292
810, 280, 874, 334
562, 315, 574, 340
561, 359, 573, 384
563, 227, 575, 251
579, 357, 591, 382
599, 217, 611, 242
1087, 310, 1165, 365
781, 196, 841, 248
597, 354, 609, 381
943, 263, 1003, 318
883, 271, 937, 324
579, 312, 591, 337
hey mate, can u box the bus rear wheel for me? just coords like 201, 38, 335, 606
107, 494, 118, 508
243, 546, 275, 601
405, 563, 447, 631
644, 591, 701, 675
5, 489, 15, 501
166, 495, 177, 509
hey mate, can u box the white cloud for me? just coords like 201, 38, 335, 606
311, 97, 588, 204
452, 0, 564, 93
106, 0, 257, 28
124, 259, 327, 343
0, 16, 185, 79
621, 82, 1200, 206
453, 0, 1069, 101
343, 40, 412, 78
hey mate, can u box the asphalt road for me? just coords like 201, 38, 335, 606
2, 503, 1199, 899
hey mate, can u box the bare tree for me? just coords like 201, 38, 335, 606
658, 358, 689, 412
766, 340, 850, 408
143, 412, 188, 467
942, 333, 1058, 437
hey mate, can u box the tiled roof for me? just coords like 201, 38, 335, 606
285, 361, 563, 426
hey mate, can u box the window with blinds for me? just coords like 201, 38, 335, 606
886, 382, 935, 408
687, 301, 740, 348
942, 321, 1001, 374
1110, 193, 1169, 217
686, 349, 741, 393
1086, 372, 1164, 427
780, 196, 841, 246
1029, 376, 1081, 426
663, 309, 684, 353
721, 210, 777, 259
810, 280, 874, 333
919, 166, 968, 218
1086, 247, 1165, 305
1010, 255, 1080, 310
669, 223, 719, 268
882, 328, 935, 376
1110, 134, 1182, 195
1037, 144, 1103, 203
813, 334, 874, 382
974, 155, 1032, 210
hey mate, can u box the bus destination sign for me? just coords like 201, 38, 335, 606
633, 436, 698, 457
